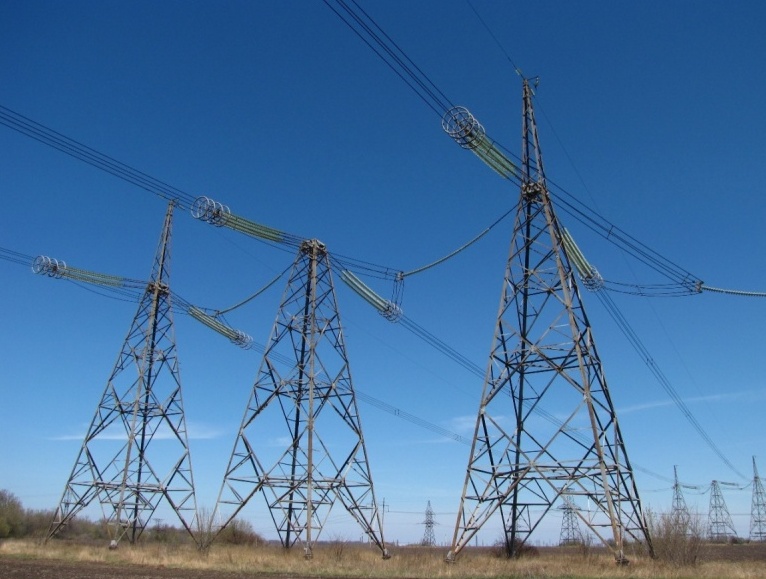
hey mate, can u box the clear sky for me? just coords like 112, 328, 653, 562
1, 1, 765, 547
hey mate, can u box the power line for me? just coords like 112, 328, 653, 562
321, 3, 707, 294
593, 279, 746, 480
0, 105, 197, 209
464, 0, 523, 77
322, 0, 453, 117
0, 242, 688, 487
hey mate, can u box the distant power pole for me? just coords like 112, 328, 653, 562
708, 480, 737, 542
670, 466, 691, 531
750, 457, 766, 541
421, 501, 436, 547
559, 496, 584, 546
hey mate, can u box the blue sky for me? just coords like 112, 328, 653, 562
1, 1, 765, 546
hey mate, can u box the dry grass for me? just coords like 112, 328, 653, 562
2, 538, 766, 578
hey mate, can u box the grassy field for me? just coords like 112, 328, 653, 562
2, 539, 766, 579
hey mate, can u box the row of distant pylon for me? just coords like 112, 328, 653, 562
45, 80, 654, 563
667, 464, 766, 542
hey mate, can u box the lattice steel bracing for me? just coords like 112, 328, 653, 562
214, 239, 388, 558
670, 465, 692, 535
47, 203, 197, 546
422, 501, 436, 547
671, 466, 689, 517
750, 458, 766, 541
559, 496, 584, 546
708, 480, 737, 541
446, 80, 652, 563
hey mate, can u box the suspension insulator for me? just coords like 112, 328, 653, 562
188, 306, 253, 349
340, 269, 403, 322
191, 196, 231, 226
442, 106, 485, 150
561, 229, 604, 292
32, 255, 67, 278
442, 107, 519, 179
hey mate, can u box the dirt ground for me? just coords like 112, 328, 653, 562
698, 541, 766, 562
0, 557, 313, 579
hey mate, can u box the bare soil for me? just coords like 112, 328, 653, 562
698, 541, 766, 562
0, 557, 313, 579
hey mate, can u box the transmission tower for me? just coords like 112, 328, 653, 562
750, 457, 766, 541
559, 496, 584, 546
214, 239, 388, 558
671, 465, 692, 528
708, 480, 737, 541
445, 79, 652, 564
421, 501, 437, 547
47, 202, 198, 546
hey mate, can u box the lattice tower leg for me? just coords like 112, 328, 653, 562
751, 458, 766, 541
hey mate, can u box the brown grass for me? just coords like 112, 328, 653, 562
2, 538, 766, 578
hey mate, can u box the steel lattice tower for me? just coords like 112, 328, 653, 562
708, 480, 737, 541
422, 501, 436, 547
750, 458, 766, 541
214, 239, 388, 558
669, 465, 693, 538
47, 203, 197, 546
559, 496, 584, 546
446, 80, 652, 563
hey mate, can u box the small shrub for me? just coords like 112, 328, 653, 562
21, 508, 56, 539
491, 534, 539, 559
647, 508, 704, 566
193, 506, 216, 552
0, 490, 25, 538
327, 535, 347, 562
217, 518, 263, 547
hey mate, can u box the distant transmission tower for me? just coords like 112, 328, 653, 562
708, 480, 737, 541
214, 239, 388, 558
47, 203, 197, 546
421, 501, 437, 547
445, 79, 652, 564
750, 457, 766, 541
559, 496, 584, 546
